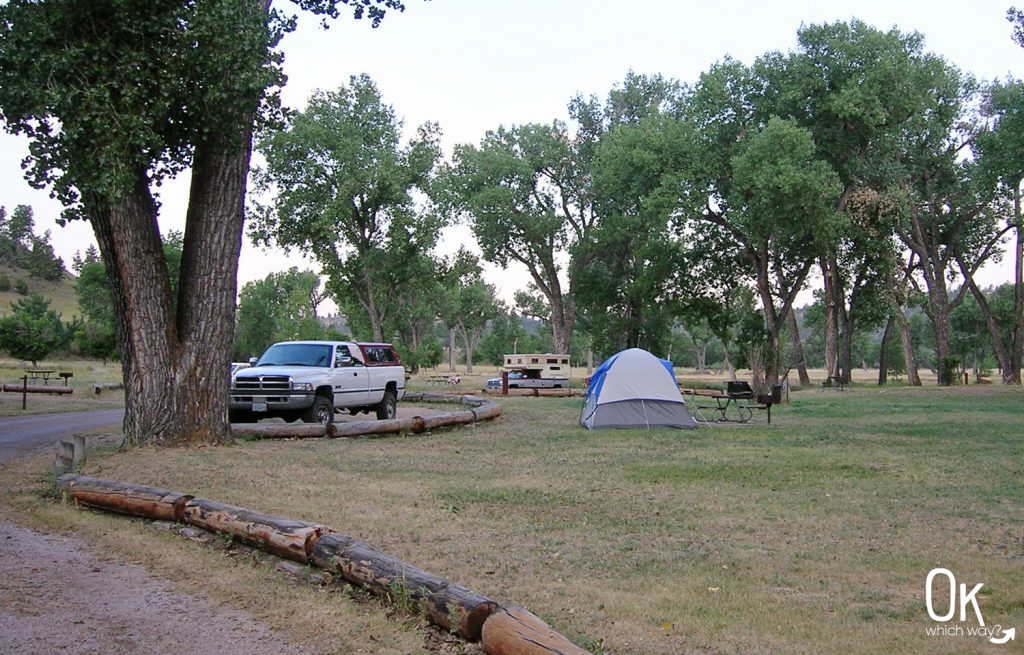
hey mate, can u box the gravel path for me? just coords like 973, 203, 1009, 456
0, 518, 306, 655
1, 409, 310, 654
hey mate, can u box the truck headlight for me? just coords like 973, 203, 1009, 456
292, 382, 313, 391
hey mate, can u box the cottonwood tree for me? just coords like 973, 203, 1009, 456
755, 20, 947, 384
0, 0, 407, 446
971, 75, 1024, 383
682, 60, 842, 385
437, 249, 499, 374
233, 267, 330, 359
448, 72, 681, 356
251, 74, 442, 342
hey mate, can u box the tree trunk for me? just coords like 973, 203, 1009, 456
878, 315, 894, 385
785, 307, 810, 386
928, 287, 954, 386
1010, 184, 1023, 384
92, 136, 247, 446
895, 309, 921, 386
482, 607, 592, 655
821, 257, 840, 380
547, 288, 575, 355
448, 327, 457, 372
839, 306, 854, 385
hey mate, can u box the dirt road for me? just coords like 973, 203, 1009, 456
0, 409, 311, 654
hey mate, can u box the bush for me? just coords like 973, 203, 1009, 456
0, 273, 9, 292
14, 278, 28, 295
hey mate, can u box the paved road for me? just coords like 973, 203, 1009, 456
0, 409, 123, 466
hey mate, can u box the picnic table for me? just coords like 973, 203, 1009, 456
685, 381, 782, 424
24, 369, 56, 385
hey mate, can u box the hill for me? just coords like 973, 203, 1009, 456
0, 263, 80, 319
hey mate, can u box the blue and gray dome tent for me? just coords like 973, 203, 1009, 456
581, 348, 697, 429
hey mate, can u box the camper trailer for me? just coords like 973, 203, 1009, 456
502, 354, 571, 379
485, 353, 572, 391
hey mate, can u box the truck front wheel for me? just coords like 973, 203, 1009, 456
303, 396, 335, 425
375, 389, 397, 420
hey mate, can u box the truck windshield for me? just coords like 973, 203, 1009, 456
256, 344, 333, 367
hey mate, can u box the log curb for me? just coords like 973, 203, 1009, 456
56, 473, 591, 654
229, 393, 502, 440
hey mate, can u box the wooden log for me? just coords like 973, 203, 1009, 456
329, 416, 418, 438
421, 410, 476, 431
57, 474, 192, 522
471, 403, 503, 421
311, 534, 499, 641
230, 423, 327, 438
481, 607, 592, 655
182, 498, 333, 563
1, 384, 73, 394
91, 382, 124, 395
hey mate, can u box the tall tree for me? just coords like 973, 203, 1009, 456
251, 74, 442, 342
233, 267, 329, 360
0, 0, 407, 446
971, 75, 1024, 383
0, 293, 64, 366
437, 249, 499, 374
683, 59, 842, 385
756, 20, 947, 384
448, 72, 681, 355
892, 64, 1004, 385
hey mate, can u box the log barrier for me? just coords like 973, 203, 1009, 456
230, 393, 502, 440
56, 474, 590, 654
1, 384, 73, 394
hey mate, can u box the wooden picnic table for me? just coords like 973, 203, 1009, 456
24, 369, 56, 385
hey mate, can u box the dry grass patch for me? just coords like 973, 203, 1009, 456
3, 386, 1023, 654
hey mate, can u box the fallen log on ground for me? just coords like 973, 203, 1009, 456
311, 533, 499, 640
57, 475, 192, 522
229, 423, 327, 438
55, 473, 592, 654
230, 393, 501, 440
2, 384, 73, 394
482, 606, 592, 655
182, 498, 333, 562
91, 382, 124, 394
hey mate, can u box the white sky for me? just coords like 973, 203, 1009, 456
1, 0, 1022, 310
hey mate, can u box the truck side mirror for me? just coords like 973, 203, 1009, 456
248, 357, 258, 367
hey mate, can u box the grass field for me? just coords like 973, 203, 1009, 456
0, 356, 124, 416
1, 382, 1021, 654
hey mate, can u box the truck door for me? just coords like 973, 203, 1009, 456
332, 345, 371, 406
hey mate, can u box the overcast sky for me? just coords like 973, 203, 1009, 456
1, 0, 1022, 309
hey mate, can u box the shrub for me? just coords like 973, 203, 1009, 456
14, 278, 28, 295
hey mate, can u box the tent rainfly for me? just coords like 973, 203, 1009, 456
580, 348, 697, 429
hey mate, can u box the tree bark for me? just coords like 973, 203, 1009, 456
785, 307, 810, 386
895, 309, 921, 386
821, 257, 840, 381
878, 315, 894, 385
311, 534, 499, 641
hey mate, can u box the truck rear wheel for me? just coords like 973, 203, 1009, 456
375, 389, 397, 420
303, 396, 334, 425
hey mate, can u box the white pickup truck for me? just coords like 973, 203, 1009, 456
229, 341, 406, 424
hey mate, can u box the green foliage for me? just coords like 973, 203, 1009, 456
0, 205, 65, 280
252, 74, 443, 341
0, 274, 9, 292
0, 293, 65, 365
14, 279, 28, 295
233, 268, 331, 360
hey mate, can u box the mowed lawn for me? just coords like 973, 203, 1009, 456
3, 385, 1022, 654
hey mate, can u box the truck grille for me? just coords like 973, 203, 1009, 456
233, 375, 291, 391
